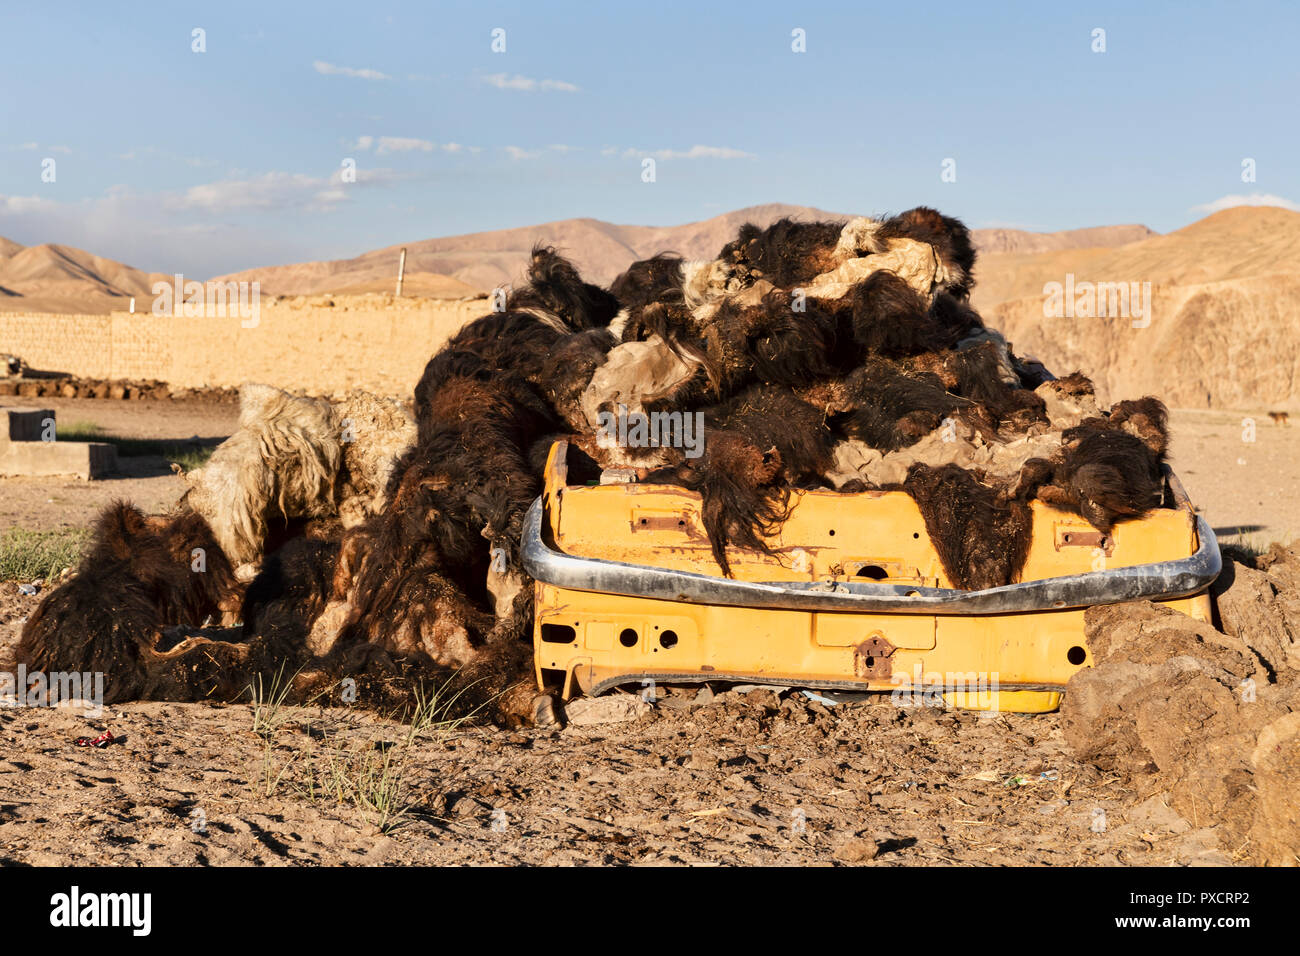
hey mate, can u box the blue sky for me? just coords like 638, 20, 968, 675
1, 0, 1296, 277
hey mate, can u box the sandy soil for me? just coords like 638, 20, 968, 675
0, 394, 239, 442
1166, 408, 1300, 548
0, 667, 1228, 866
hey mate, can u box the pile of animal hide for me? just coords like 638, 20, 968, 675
12, 207, 1172, 725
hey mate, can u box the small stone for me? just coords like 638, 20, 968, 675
686, 750, 718, 771
564, 694, 651, 726
834, 838, 880, 863
531, 694, 561, 728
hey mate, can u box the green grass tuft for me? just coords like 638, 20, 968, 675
0, 527, 90, 581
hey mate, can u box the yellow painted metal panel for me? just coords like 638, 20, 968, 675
533, 442, 1214, 713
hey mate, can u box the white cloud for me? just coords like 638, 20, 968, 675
353, 136, 467, 155
176, 172, 329, 212
376, 137, 434, 154
0, 162, 423, 272
616, 144, 755, 161
503, 144, 579, 161
483, 73, 579, 93
1191, 192, 1300, 214
178, 167, 418, 212
326, 167, 409, 187
313, 60, 391, 81
654, 145, 753, 160
9, 142, 71, 154
0, 187, 324, 277
0, 193, 59, 214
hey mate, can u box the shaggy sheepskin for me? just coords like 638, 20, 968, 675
17, 216, 1174, 725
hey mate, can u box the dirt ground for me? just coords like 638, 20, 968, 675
1166, 408, 1300, 549
0, 644, 1229, 866
0, 592, 1238, 868
0, 397, 238, 530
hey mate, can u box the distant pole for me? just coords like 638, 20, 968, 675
129, 297, 136, 314
396, 247, 407, 297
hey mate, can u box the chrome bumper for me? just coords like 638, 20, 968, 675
520, 496, 1220, 616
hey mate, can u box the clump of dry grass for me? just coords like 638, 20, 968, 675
251, 678, 478, 833
247, 663, 298, 738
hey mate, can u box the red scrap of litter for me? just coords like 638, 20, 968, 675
74, 729, 116, 748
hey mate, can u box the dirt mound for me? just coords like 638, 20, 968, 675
1062, 546, 1300, 864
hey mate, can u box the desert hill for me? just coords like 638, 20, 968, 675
329, 272, 482, 298
972, 224, 1155, 256
977, 206, 1300, 409
0, 240, 171, 314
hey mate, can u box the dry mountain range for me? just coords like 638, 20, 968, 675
0, 203, 1155, 311
1, 203, 1297, 408
207, 203, 1157, 294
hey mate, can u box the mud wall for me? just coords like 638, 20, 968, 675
0, 296, 485, 396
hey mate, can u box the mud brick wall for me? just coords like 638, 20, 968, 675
0, 295, 486, 396
108, 312, 173, 381
0, 312, 115, 379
